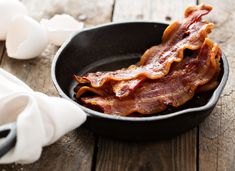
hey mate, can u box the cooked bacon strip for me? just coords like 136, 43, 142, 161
112, 5, 215, 98
197, 79, 220, 93
197, 57, 221, 93
75, 4, 213, 95
81, 39, 221, 116
74, 75, 113, 98
75, 86, 105, 97
197, 46, 221, 93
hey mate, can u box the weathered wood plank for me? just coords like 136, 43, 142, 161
0, 129, 95, 171
198, 0, 235, 171
96, 129, 197, 171
0, 0, 114, 171
22, 0, 114, 26
113, 0, 195, 23
0, 44, 59, 96
96, 1, 197, 171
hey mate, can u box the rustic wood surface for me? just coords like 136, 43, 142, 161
0, 0, 234, 171
0, 0, 114, 171
198, 0, 235, 171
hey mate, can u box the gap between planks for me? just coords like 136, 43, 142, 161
0, 42, 5, 65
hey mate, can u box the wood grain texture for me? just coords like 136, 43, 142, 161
96, 129, 197, 171
22, 0, 114, 26
198, 0, 235, 171
95, 1, 197, 171
113, 0, 195, 23
0, 0, 114, 170
0, 129, 94, 171
1, 44, 58, 96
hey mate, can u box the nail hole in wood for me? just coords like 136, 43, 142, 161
165, 16, 171, 21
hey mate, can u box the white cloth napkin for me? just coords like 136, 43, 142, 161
0, 68, 87, 164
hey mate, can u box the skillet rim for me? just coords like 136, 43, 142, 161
51, 21, 229, 122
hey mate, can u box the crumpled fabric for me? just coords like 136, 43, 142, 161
0, 68, 86, 164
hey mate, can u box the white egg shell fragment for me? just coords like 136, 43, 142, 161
6, 16, 48, 59
41, 14, 84, 46
0, 0, 28, 40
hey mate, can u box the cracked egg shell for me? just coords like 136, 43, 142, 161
0, 0, 28, 40
41, 14, 84, 46
6, 16, 48, 59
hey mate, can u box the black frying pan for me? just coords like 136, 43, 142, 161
0, 22, 229, 158
51, 22, 229, 141
0, 123, 16, 158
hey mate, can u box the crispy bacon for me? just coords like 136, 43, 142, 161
197, 53, 221, 93
75, 4, 213, 98
81, 39, 221, 115
74, 4, 221, 116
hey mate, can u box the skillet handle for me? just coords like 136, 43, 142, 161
0, 122, 17, 158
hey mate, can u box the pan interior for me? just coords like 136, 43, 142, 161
69, 53, 221, 117
52, 22, 227, 119
69, 53, 139, 99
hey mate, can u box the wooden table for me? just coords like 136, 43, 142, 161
0, 0, 234, 170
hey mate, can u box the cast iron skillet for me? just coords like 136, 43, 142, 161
52, 21, 229, 141
0, 123, 16, 158
0, 22, 228, 159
